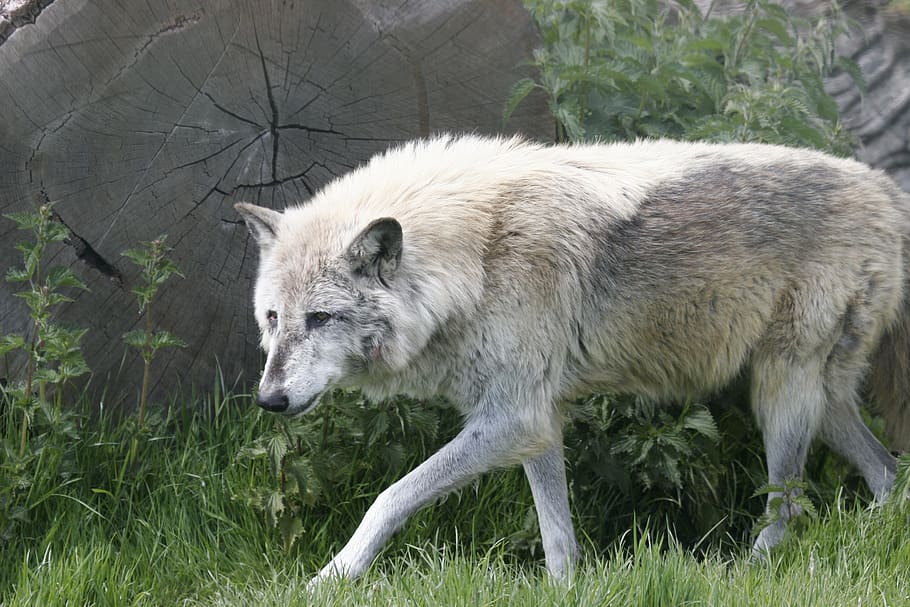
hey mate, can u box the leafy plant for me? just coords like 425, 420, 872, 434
507, 0, 859, 153
753, 477, 818, 542
234, 390, 449, 551
122, 235, 186, 428
888, 454, 910, 505
0, 204, 88, 541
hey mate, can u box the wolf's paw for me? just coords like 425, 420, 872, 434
306, 558, 355, 592
305, 569, 338, 593
751, 520, 786, 561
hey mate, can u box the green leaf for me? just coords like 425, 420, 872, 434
683, 37, 726, 52
5, 267, 30, 283
4, 211, 40, 230
779, 116, 828, 150
123, 330, 149, 350
278, 511, 303, 552
0, 334, 25, 355
681, 407, 719, 441
46, 222, 69, 243
793, 493, 817, 518
122, 247, 152, 267
150, 330, 187, 351
267, 433, 289, 478
755, 18, 793, 45
367, 411, 389, 447
14, 241, 39, 258
58, 359, 90, 380
266, 490, 284, 527
131, 286, 155, 312
44, 292, 75, 307
503, 78, 539, 125
235, 443, 268, 462
45, 266, 87, 291
836, 55, 867, 96
34, 367, 62, 386
752, 483, 786, 498
554, 104, 585, 142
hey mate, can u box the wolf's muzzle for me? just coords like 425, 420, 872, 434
256, 390, 289, 412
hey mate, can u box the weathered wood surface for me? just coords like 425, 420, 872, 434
0, 0, 550, 402
1, 0, 908, 404
829, 3, 910, 191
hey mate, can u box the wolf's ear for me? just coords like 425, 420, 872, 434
346, 217, 402, 285
235, 203, 282, 249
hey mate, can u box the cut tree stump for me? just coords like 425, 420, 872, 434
2, 0, 908, 407
0, 0, 550, 404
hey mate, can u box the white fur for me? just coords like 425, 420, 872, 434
235, 134, 910, 586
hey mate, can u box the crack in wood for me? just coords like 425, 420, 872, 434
48, 206, 124, 287
170, 138, 245, 172
185, 33, 351, 209
276, 122, 343, 136
254, 28, 281, 184
104, 11, 203, 88
231, 164, 317, 195
97, 21, 242, 247
203, 91, 262, 128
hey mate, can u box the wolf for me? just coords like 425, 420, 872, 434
235, 135, 910, 585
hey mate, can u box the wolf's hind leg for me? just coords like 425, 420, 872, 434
819, 398, 895, 500
750, 356, 826, 557
818, 335, 896, 500
523, 441, 580, 579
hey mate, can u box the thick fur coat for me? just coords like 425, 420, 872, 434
236, 135, 910, 584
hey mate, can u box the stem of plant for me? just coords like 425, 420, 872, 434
729, 0, 757, 77
580, 8, 591, 122
18, 406, 29, 458
138, 300, 152, 428
19, 319, 39, 459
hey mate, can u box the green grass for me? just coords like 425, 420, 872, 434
2, 394, 909, 606
204, 500, 910, 607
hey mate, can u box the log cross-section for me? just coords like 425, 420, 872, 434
0, 0, 549, 402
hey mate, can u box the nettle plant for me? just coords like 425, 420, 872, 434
122, 236, 186, 428
507, 0, 860, 152
234, 390, 448, 551
0, 205, 89, 540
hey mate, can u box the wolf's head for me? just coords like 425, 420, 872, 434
234, 137, 509, 415
235, 202, 407, 416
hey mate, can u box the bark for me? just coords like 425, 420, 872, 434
829, 2, 910, 190
0, 0, 550, 404
2, 0, 908, 406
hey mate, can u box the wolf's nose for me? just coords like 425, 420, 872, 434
257, 390, 289, 412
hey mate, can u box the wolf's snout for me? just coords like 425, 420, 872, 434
257, 390, 290, 413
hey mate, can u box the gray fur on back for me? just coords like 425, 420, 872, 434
235, 135, 910, 584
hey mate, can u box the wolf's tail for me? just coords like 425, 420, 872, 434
869, 215, 910, 452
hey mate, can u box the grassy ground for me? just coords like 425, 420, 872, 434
2, 394, 909, 607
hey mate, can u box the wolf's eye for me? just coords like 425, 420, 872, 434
266, 309, 278, 330
306, 311, 332, 329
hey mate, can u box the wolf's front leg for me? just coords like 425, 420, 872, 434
309, 415, 537, 586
